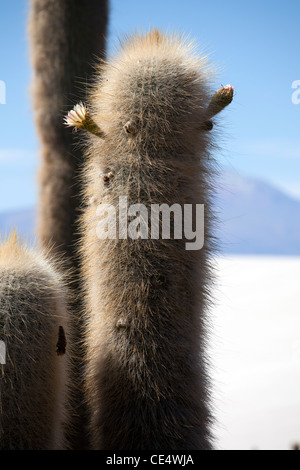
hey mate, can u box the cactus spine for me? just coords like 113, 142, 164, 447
72, 30, 233, 450
28, 0, 109, 449
0, 233, 69, 450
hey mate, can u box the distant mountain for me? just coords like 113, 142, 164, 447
0, 171, 300, 255
214, 170, 300, 255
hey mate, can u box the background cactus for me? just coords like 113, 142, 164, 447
28, 0, 109, 449
0, 232, 70, 450
73, 30, 233, 450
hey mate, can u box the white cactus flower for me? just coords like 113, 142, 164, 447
64, 102, 105, 139
64, 102, 88, 128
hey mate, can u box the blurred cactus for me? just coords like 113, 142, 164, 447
28, 0, 108, 265
28, 0, 109, 449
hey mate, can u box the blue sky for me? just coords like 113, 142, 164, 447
0, 0, 299, 212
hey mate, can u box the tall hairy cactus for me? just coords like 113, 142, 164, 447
66, 30, 233, 450
0, 233, 69, 450
28, 0, 109, 448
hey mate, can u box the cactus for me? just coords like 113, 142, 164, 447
28, 0, 108, 265
0, 232, 70, 450
67, 30, 233, 449
28, 0, 109, 449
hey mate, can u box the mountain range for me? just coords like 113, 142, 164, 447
214, 170, 300, 255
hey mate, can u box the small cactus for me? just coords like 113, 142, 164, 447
69, 30, 233, 450
0, 232, 70, 450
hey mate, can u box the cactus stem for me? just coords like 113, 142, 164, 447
205, 84, 234, 119
81, 30, 233, 450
